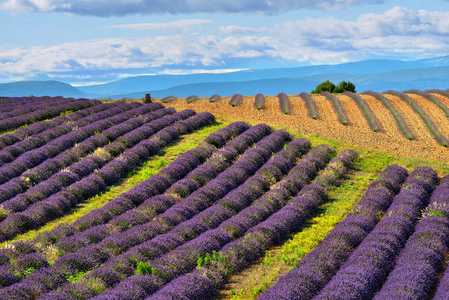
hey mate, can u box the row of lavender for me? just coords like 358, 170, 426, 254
262, 166, 449, 299
0, 101, 120, 150
0, 122, 251, 277
39, 134, 316, 299
0, 103, 171, 207
148, 148, 358, 299
0, 121, 254, 295
57, 130, 304, 299
0, 97, 100, 134
0, 101, 136, 163
0, 106, 216, 242
0, 101, 161, 186
0, 96, 94, 118
0, 123, 296, 298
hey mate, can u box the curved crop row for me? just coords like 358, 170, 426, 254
81, 136, 310, 299
343, 91, 380, 131
321, 91, 348, 125
278, 92, 291, 114
0, 102, 120, 151
0, 102, 142, 173
299, 92, 319, 119
16, 130, 294, 299
313, 167, 438, 299
362, 91, 414, 140
0, 107, 178, 215
93, 139, 328, 300
0, 121, 252, 291
260, 164, 409, 299
385, 90, 449, 146
0, 112, 215, 243
0, 96, 95, 121
406, 89, 449, 118
374, 174, 449, 299
0, 98, 98, 134
0, 104, 166, 204
149, 148, 358, 299
254, 93, 265, 110
427, 89, 449, 103
47, 122, 261, 253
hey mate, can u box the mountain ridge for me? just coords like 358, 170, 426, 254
1, 56, 449, 99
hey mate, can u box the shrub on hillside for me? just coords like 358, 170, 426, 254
312, 81, 356, 94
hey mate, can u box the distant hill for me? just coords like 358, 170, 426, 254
0, 80, 86, 98
1, 56, 449, 99
105, 66, 449, 99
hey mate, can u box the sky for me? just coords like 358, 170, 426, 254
1, 0, 449, 85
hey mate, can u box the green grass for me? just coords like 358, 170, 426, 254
0, 122, 226, 247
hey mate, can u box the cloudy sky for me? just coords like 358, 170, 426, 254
1, 0, 449, 85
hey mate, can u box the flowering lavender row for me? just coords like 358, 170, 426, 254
0, 97, 98, 134
107, 128, 267, 231
321, 91, 348, 125
278, 92, 291, 114
313, 166, 438, 300
0, 111, 215, 243
0, 121, 250, 292
385, 90, 449, 146
0, 101, 142, 166
0, 101, 142, 177
260, 164, 409, 300
375, 174, 449, 300
0, 104, 169, 212
0, 96, 97, 121
343, 91, 380, 132
79, 135, 308, 300
0, 101, 118, 150
49, 122, 255, 253
254, 93, 265, 110
0, 104, 168, 203
149, 148, 358, 300
299, 92, 319, 119
9, 129, 291, 299
362, 90, 414, 140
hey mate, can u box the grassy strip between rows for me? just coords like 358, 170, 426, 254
216, 124, 449, 300
1, 122, 227, 247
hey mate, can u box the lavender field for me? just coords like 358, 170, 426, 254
0, 96, 448, 300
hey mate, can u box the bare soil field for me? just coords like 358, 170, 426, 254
160, 93, 449, 162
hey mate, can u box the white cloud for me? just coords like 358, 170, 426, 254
104, 19, 213, 31
1, 7, 449, 82
217, 25, 267, 35
1, 0, 388, 16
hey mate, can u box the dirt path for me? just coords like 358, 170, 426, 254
161, 94, 449, 161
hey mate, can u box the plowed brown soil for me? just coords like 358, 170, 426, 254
161, 94, 449, 161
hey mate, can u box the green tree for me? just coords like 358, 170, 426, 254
311, 80, 356, 94
311, 80, 335, 94
334, 81, 356, 93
